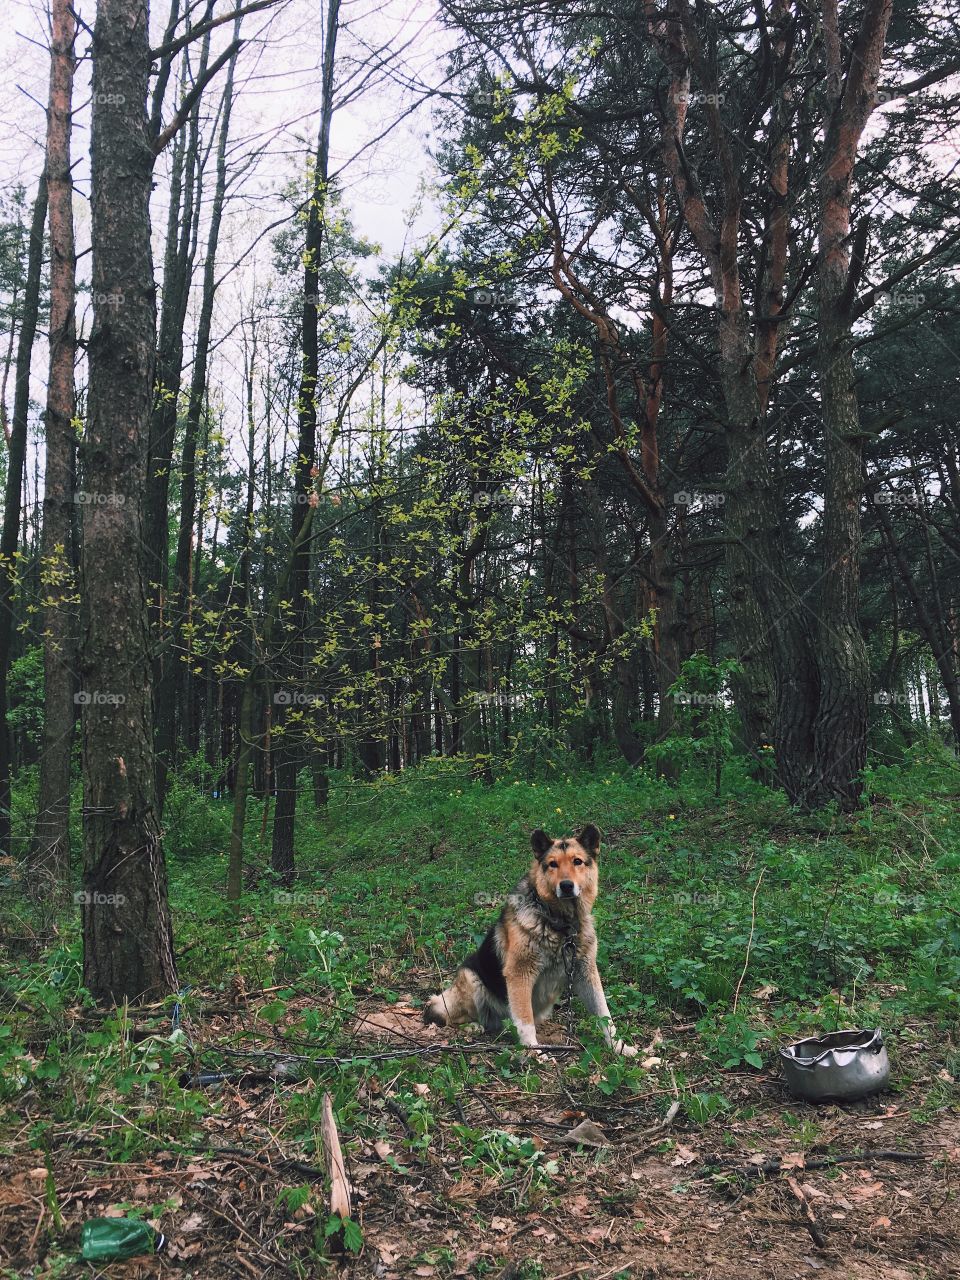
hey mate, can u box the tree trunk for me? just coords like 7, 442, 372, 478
0, 176, 47, 854
33, 0, 78, 889
271, 0, 340, 881
810, 0, 893, 809
158, 22, 238, 808
80, 0, 176, 1003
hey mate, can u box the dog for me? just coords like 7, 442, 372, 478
423, 825, 637, 1056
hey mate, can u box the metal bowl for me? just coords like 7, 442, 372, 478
779, 1028, 889, 1102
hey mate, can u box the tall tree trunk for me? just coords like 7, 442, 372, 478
170, 29, 241, 788
0, 176, 47, 854
811, 0, 893, 809
150, 28, 213, 809
228, 505, 315, 899
33, 0, 78, 889
271, 0, 340, 881
80, 0, 176, 1003
651, 0, 818, 794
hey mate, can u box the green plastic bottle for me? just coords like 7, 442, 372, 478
80, 1218, 163, 1262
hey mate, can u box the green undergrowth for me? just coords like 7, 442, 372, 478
2, 743, 960, 1236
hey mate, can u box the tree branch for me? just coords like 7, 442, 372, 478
153, 38, 242, 153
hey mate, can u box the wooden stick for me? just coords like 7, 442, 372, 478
787, 1176, 826, 1249
320, 1093, 352, 1221
702, 1149, 925, 1179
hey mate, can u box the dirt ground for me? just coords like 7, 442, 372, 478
2, 989, 959, 1279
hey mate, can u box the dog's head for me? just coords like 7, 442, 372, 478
529, 825, 600, 906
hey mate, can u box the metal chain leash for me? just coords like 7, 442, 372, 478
560, 934, 578, 1043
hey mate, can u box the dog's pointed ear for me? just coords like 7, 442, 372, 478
531, 829, 553, 860
578, 824, 601, 857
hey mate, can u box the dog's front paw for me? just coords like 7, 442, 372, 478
613, 1039, 638, 1058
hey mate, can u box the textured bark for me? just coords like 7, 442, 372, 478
548, 221, 678, 771
150, 28, 212, 807
271, 0, 340, 880
874, 502, 960, 748
170, 29, 241, 779
648, 0, 779, 759
80, 0, 176, 1003
811, 0, 894, 809
33, 0, 79, 887
0, 175, 48, 853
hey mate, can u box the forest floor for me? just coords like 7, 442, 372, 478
1, 984, 959, 1279
2, 750, 960, 1277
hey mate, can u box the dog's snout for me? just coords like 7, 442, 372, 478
559, 879, 574, 895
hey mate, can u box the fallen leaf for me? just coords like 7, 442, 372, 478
871, 1216, 892, 1230
167, 1240, 203, 1260
852, 1182, 885, 1200
671, 1146, 697, 1167
559, 1120, 608, 1148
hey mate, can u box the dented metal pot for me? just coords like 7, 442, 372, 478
779, 1028, 890, 1102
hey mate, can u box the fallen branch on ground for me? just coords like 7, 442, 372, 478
702, 1149, 926, 1178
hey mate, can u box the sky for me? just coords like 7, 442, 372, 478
0, 0, 453, 489
0, 0, 447, 253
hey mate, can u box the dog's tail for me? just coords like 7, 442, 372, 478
422, 992, 449, 1026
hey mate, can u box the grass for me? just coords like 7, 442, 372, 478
1, 741, 960, 1272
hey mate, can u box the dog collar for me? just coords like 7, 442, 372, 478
537, 905, 578, 937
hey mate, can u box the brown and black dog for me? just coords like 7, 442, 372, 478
424, 825, 637, 1055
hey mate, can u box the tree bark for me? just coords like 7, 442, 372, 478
33, 0, 79, 889
80, 0, 176, 1003
0, 175, 47, 854
811, 0, 893, 809
271, 0, 340, 881
150, 25, 214, 808
170, 27, 241, 785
